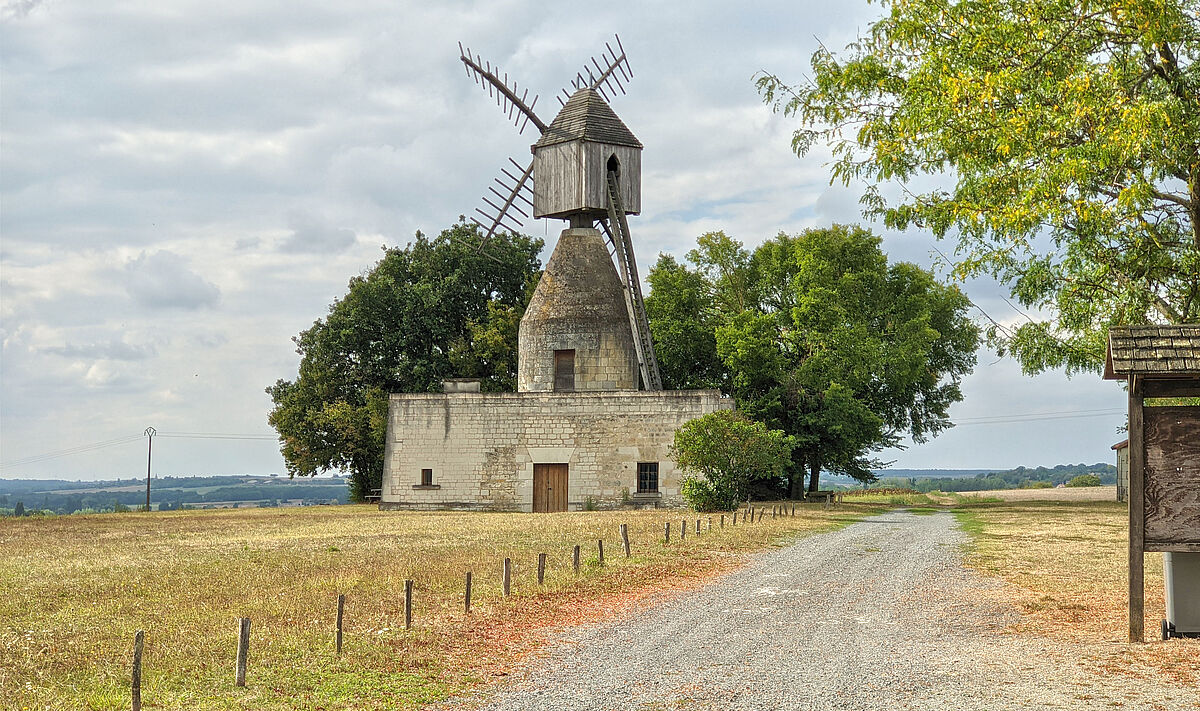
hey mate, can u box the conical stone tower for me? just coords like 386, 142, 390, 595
517, 227, 638, 392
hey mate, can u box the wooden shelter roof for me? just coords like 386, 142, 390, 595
1103, 324, 1200, 379
533, 88, 642, 150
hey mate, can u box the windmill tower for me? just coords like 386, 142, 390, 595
459, 37, 663, 391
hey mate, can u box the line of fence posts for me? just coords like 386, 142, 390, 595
127, 509, 817, 702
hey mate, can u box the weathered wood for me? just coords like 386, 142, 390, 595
695, 519, 701, 535
573, 545, 581, 573
759, 507, 766, 521
404, 580, 413, 630
664, 521, 671, 543
732, 510, 738, 525
235, 617, 250, 687
791, 503, 796, 516
537, 553, 547, 584
336, 594, 345, 653
597, 539, 605, 564
1143, 406, 1200, 547
533, 463, 569, 513
1129, 375, 1145, 643
131, 630, 144, 711
720, 514, 725, 528
708, 516, 713, 530
503, 558, 512, 597
620, 524, 631, 558
533, 141, 642, 219
464, 571, 473, 615
680, 518, 687, 539
1144, 379, 1200, 399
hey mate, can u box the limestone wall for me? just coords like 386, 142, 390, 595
381, 390, 733, 511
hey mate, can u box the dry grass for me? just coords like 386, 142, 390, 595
0, 502, 874, 710
954, 499, 1200, 687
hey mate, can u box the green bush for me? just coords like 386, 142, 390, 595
1066, 474, 1102, 487
672, 410, 793, 512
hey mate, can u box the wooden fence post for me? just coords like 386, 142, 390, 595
131, 630, 144, 711
620, 524, 631, 557
680, 518, 687, 540
235, 617, 250, 687
465, 571, 472, 615
720, 514, 725, 528
597, 539, 605, 564
792, 503, 796, 516
537, 553, 547, 584
502, 558, 512, 596
335, 594, 345, 654
732, 510, 738, 525
664, 521, 671, 543
695, 519, 701, 536
573, 545, 581, 573
708, 517, 713, 530
404, 580, 413, 630
759, 507, 765, 521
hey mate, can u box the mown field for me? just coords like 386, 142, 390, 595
954, 497, 1200, 687
0, 502, 880, 710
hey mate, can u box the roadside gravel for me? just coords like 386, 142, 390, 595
444, 510, 1197, 711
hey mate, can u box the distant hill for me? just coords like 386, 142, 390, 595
870, 468, 998, 479
0, 475, 349, 515
868, 463, 1117, 492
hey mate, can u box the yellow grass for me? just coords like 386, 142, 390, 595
954, 499, 1200, 686
0, 502, 873, 710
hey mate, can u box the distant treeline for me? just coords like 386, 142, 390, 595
870, 463, 1116, 493
0, 475, 349, 516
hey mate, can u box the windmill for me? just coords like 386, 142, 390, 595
458, 36, 663, 391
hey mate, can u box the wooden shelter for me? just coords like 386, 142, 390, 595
1104, 325, 1200, 642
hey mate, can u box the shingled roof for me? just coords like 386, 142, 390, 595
533, 88, 642, 150
1103, 325, 1200, 379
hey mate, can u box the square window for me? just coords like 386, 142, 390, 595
637, 462, 659, 494
421, 468, 433, 486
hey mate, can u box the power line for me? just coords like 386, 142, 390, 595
0, 431, 279, 470
953, 408, 1124, 426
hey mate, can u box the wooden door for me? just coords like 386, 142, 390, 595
533, 463, 569, 513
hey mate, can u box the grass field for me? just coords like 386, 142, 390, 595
954, 499, 1200, 686
0, 502, 876, 710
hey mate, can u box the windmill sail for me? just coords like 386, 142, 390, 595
603, 168, 662, 391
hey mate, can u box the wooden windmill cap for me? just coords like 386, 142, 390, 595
533, 88, 643, 150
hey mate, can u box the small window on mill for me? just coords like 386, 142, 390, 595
637, 462, 659, 494
554, 349, 575, 392
420, 468, 433, 487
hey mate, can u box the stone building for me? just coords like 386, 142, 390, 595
379, 226, 732, 512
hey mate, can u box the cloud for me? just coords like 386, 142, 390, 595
42, 339, 156, 361
123, 251, 220, 309
0, 0, 45, 22
278, 212, 357, 254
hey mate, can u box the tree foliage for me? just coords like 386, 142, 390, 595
649, 226, 978, 493
757, 0, 1200, 374
671, 410, 795, 511
267, 222, 542, 500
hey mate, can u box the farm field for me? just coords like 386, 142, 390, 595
954, 499, 1200, 687
0, 502, 876, 710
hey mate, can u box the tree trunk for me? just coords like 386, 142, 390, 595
788, 462, 805, 499
807, 457, 822, 494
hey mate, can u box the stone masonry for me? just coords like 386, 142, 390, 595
381, 389, 732, 511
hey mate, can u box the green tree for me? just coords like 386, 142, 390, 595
267, 222, 542, 501
671, 410, 795, 511
13, 501, 24, 517
757, 0, 1200, 374
1067, 473, 1104, 487
648, 226, 978, 494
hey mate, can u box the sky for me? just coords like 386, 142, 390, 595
0, 0, 1129, 481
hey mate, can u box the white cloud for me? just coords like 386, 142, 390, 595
123, 251, 220, 309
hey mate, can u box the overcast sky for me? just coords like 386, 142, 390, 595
0, 0, 1128, 481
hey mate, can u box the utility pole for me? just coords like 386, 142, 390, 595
144, 427, 156, 512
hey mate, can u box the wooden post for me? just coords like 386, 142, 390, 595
664, 521, 671, 543
708, 516, 713, 530
732, 510, 738, 525
131, 630, 144, 711
620, 524, 631, 558
464, 571, 472, 615
720, 514, 725, 528
537, 553, 547, 584
335, 594, 345, 654
404, 580, 413, 630
748, 507, 754, 523
502, 558, 512, 597
792, 503, 796, 516
597, 539, 605, 564
235, 617, 250, 687
695, 519, 701, 536
680, 518, 687, 540
573, 545, 581, 573
1129, 374, 1146, 643
759, 507, 765, 521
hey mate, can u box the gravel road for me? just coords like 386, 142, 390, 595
447, 511, 1197, 711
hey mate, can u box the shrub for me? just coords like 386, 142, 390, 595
1066, 474, 1102, 487
671, 410, 793, 511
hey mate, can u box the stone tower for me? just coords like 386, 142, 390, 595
516, 227, 638, 392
